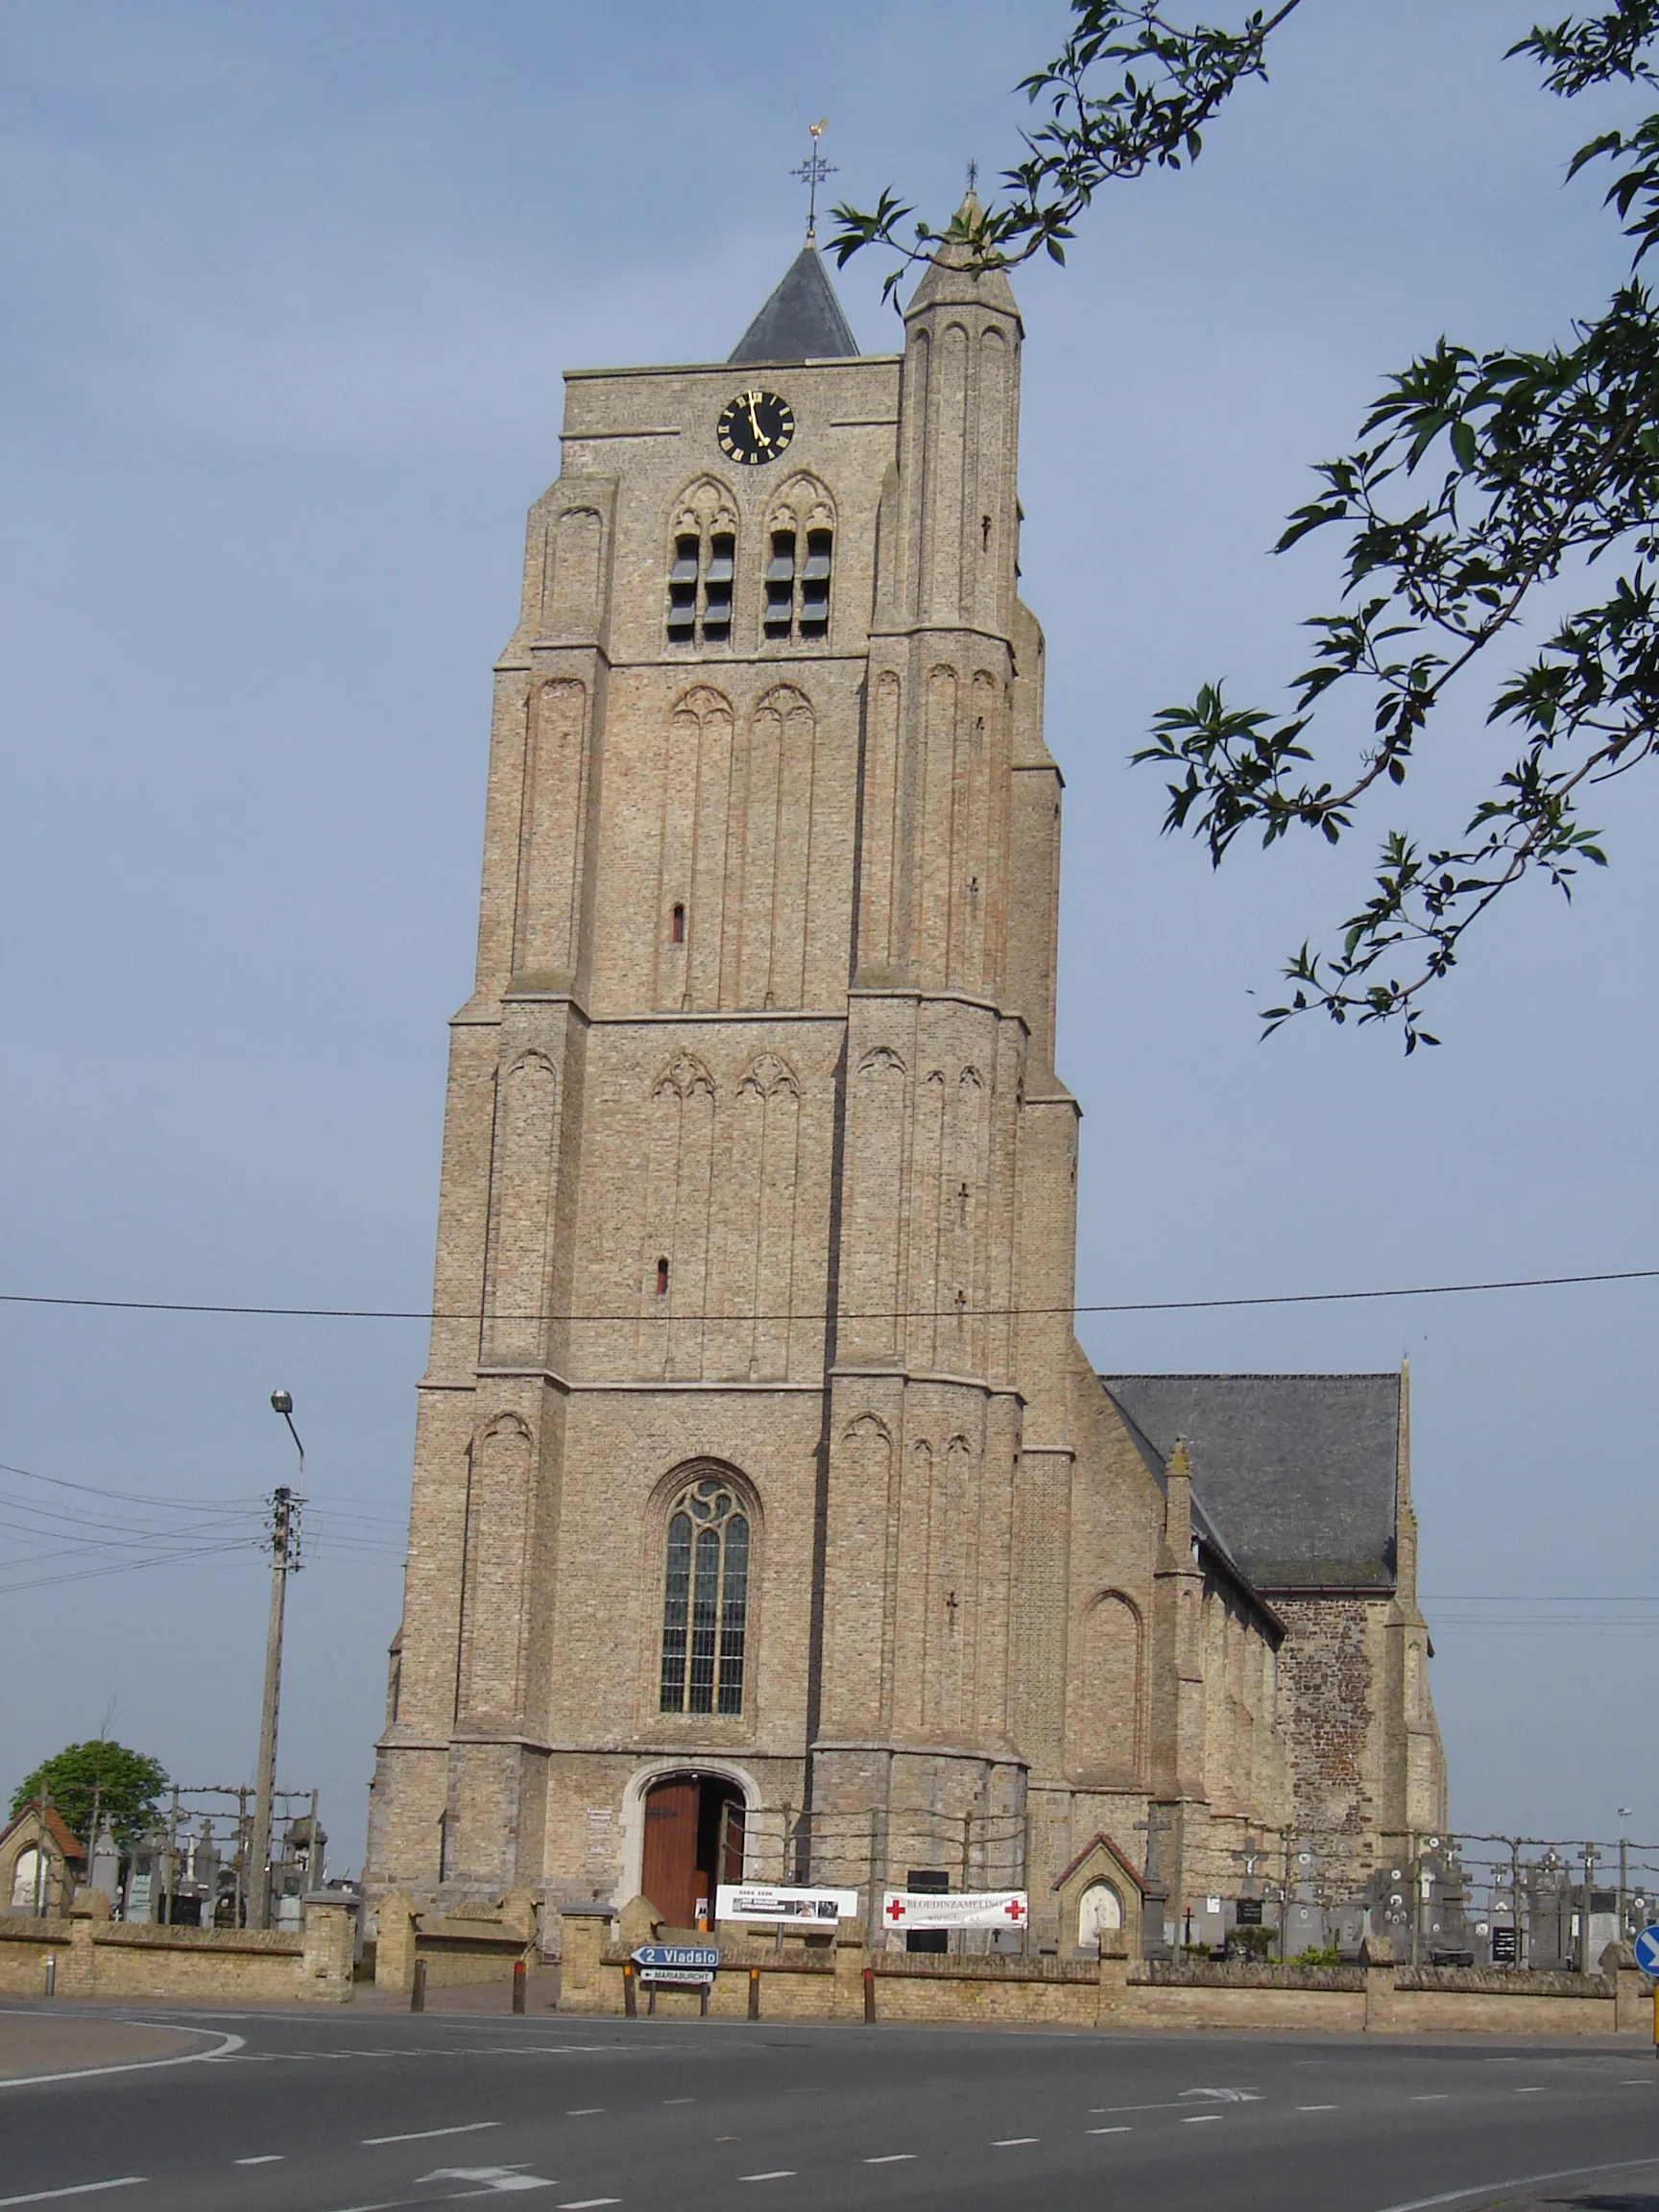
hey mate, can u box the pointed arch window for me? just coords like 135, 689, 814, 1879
660, 1473, 750, 1715
666, 496, 737, 648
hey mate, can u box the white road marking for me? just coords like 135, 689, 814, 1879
418, 2168, 554, 2195
559, 2201, 621, 2208
0, 2030, 245, 2091
1515, 2087, 1546, 2094
1087, 2126, 1132, 2135
1409, 2095, 1449, 2103
1181, 2115, 1221, 2125
234, 2155, 285, 2165
1372, 2155, 1659, 2212
0, 2187, 146, 2207
566, 2109, 604, 2116
1182, 2088, 1261, 2104
1297, 2104, 1338, 2112
993, 2138, 1039, 2146
662, 2098, 694, 2104
864, 2155, 916, 2164
738, 2175, 795, 2183
1090, 2100, 1223, 2115
362, 2120, 502, 2146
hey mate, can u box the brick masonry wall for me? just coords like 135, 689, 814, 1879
0, 1903, 354, 2005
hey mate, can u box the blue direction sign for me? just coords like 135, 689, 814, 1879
631, 1943, 718, 1984
1633, 1925, 1659, 1977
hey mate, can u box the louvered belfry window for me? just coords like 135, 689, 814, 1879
666, 527, 737, 647
659, 1473, 750, 1716
762, 525, 832, 641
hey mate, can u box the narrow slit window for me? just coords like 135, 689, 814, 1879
670, 902, 685, 945
658, 1475, 751, 1715
799, 528, 832, 637
656, 1256, 670, 1296
764, 530, 797, 637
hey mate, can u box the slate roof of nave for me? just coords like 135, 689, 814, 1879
1098, 1373, 1403, 1594
729, 244, 859, 365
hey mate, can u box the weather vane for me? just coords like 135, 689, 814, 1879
967, 158, 979, 194
791, 119, 837, 244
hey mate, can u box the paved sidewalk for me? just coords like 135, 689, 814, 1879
1472, 2161, 1659, 2211
0, 2009, 221, 2081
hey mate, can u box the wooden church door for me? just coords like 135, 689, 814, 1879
640, 1776, 699, 1926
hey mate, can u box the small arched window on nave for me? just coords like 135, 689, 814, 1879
659, 1473, 750, 1716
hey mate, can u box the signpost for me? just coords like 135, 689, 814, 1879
715, 1883, 858, 1926
631, 1943, 719, 1987
879, 1890, 1028, 1932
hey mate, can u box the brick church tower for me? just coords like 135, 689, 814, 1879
366, 211, 1445, 1946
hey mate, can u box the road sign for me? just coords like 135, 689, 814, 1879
1633, 1924, 1659, 1977
716, 1883, 858, 1925
631, 1942, 717, 1986
879, 1889, 1028, 1931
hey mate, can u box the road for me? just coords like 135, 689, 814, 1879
1, 2002, 1656, 2210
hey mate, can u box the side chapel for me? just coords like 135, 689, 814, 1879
365, 204, 1448, 1950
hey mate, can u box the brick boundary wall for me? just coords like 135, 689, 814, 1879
561, 1911, 1648, 2034
0, 1895, 355, 2005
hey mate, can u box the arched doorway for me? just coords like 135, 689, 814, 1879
639, 1771, 746, 1928
1077, 1879, 1124, 1953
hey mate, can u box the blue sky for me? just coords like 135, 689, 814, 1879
2, 1, 1654, 1876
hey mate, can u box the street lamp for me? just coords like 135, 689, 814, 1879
248, 1390, 305, 1931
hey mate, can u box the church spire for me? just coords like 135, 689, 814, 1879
729, 242, 859, 366
729, 123, 859, 366
904, 187, 1021, 320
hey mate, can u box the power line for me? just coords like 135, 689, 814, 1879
0, 1263, 1653, 1328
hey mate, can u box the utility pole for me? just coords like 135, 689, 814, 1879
1580, 1840, 1596, 1974
1618, 1811, 1634, 1938
248, 1390, 304, 1932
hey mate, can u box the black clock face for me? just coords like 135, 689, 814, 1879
717, 388, 795, 467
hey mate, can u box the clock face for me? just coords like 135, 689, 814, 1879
717, 388, 795, 467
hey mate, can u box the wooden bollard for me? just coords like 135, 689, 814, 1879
748, 1966, 760, 2021
622, 1960, 637, 2019
411, 1957, 427, 2012
513, 1958, 527, 2014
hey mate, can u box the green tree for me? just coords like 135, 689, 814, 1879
11, 1740, 169, 1851
833, 3, 1659, 1047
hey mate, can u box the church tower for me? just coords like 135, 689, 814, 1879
366, 204, 1442, 1944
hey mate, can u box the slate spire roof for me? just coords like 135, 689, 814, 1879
730, 244, 858, 366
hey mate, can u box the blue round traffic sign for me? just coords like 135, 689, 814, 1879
1632, 1924, 1659, 1976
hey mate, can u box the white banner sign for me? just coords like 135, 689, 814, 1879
880, 1889, 1029, 1932
715, 1883, 859, 1925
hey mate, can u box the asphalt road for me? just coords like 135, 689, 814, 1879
1, 2003, 1656, 2211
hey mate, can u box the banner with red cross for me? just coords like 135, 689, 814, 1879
880, 1889, 1029, 1931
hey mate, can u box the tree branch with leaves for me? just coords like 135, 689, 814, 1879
833, 2, 1659, 1047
